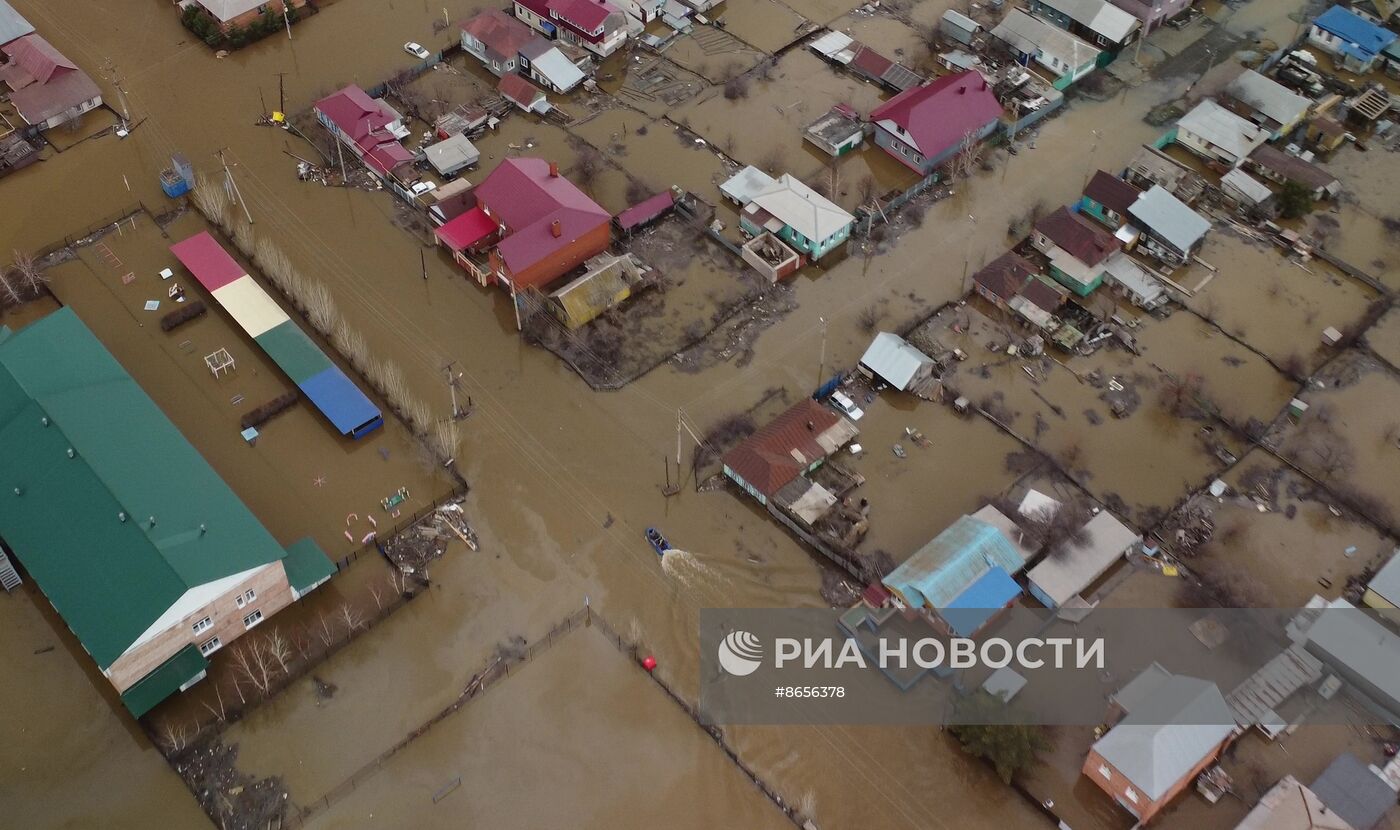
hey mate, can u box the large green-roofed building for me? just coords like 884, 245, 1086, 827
0, 308, 334, 717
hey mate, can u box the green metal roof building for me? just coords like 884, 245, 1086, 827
0, 308, 333, 717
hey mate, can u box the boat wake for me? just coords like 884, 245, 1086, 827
659, 548, 727, 591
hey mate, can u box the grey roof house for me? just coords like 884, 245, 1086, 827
1222, 69, 1312, 139
858, 332, 938, 398
1290, 596, 1400, 723
1127, 184, 1211, 267
1311, 753, 1397, 830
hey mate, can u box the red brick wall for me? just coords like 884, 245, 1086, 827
504, 222, 611, 291
1082, 742, 1227, 824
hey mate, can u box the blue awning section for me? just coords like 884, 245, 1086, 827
940, 566, 1021, 636
298, 366, 383, 438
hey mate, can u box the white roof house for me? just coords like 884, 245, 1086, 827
720, 165, 777, 205
1128, 185, 1211, 254
1223, 69, 1311, 134
1364, 552, 1400, 608
991, 10, 1101, 80
1036, 0, 1139, 44
809, 30, 857, 64
859, 332, 935, 391
1026, 510, 1140, 607
1219, 167, 1274, 206
745, 174, 854, 243
424, 134, 480, 176
521, 41, 587, 92
1176, 99, 1270, 164
1093, 666, 1235, 802
1102, 251, 1167, 308
194, 0, 271, 23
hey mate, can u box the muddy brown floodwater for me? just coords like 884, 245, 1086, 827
1, 0, 1394, 827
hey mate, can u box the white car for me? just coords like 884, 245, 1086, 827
403, 42, 431, 60
829, 391, 864, 421
409, 180, 437, 196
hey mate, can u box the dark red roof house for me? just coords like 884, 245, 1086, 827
313, 85, 415, 177
614, 190, 674, 235
472, 157, 611, 293
721, 399, 859, 505
459, 9, 541, 76
513, 0, 628, 57
868, 70, 1003, 176
498, 72, 548, 113
1081, 170, 1142, 229
0, 35, 102, 130
971, 251, 1039, 308
1033, 207, 1120, 267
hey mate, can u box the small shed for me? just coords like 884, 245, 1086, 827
857, 332, 937, 395
1363, 552, 1400, 609
1026, 511, 1140, 608
614, 190, 675, 235
1219, 167, 1275, 211
940, 9, 981, 46
804, 104, 865, 156
498, 73, 548, 114
425, 134, 481, 177
1311, 753, 1398, 830
740, 232, 802, 282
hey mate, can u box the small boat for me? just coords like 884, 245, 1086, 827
645, 527, 670, 557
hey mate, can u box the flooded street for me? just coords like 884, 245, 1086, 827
1, 0, 1398, 826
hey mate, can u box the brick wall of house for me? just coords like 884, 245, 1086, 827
501, 221, 611, 292
1083, 741, 1227, 824
106, 561, 294, 692
209, 0, 306, 32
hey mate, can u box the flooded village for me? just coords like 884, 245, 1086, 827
2, 0, 1400, 826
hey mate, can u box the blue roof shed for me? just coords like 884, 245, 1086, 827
941, 566, 1022, 636
1313, 6, 1397, 59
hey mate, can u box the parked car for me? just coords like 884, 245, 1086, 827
828, 390, 864, 421
404, 42, 431, 60
409, 180, 437, 197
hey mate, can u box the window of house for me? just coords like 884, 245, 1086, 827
235, 589, 256, 609
243, 609, 264, 629
1097, 764, 1111, 780
1125, 788, 1139, 804
192, 616, 213, 635
199, 636, 223, 657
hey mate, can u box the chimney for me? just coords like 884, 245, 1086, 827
551, 219, 562, 238
548, 161, 559, 177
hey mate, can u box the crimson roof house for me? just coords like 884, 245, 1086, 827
0, 34, 102, 131
868, 70, 1003, 176
514, 0, 628, 58
971, 251, 1068, 332
1031, 206, 1121, 296
459, 9, 541, 76
433, 158, 612, 297
313, 85, 415, 181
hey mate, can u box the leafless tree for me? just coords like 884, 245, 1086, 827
952, 129, 983, 181
404, 396, 432, 435
314, 612, 338, 647
305, 280, 339, 335
334, 321, 370, 373
337, 602, 366, 635
158, 720, 191, 754
388, 569, 409, 597
201, 687, 228, 723
191, 174, 230, 223
1019, 499, 1093, 560
368, 583, 383, 611
1308, 436, 1354, 481
573, 146, 604, 193
264, 629, 293, 673
431, 419, 460, 463
0, 272, 22, 307
231, 217, 255, 256
228, 642, 262, 699
10, 250, 46, 295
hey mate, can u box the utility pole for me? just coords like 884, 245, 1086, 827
420, 248, 428, 281
218, 149, 254, 225
443, 362, 466, 419
962, 214, 977, 287
336, 137, 347, 183
282, 2, 293, 39
101, 59, 132, 127
816, 316, 828, 388
275, 72, 287, 114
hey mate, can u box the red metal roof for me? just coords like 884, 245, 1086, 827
314, 85, 414, 175
475, 158, 610, 276
433, 206, 497, 251
460, 9, 539, 60
721, 399, 844, 499
1083, 171, 1141, 216
514, 0, 619, 42
849, 46, 893, 79
1035, 207, 1120, 266
1019, 275, 1067, 313
972, 251, 1038, 302
1, 34, 74, 87
862, 582, 893, 608
868, 70, 1002, 164
0, 35, 100, 127
614, 191, 674, 231
170, 231, 248, 292
497, 72, 544, 109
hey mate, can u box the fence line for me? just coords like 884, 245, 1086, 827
287, 605, 812, 828
30, 202, 149, 263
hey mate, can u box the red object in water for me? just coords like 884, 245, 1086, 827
642, 656, 657, 673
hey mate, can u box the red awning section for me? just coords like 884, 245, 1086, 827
170, 231, 247, 291
433, 206, 496, 251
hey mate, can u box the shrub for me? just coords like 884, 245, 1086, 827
1278, 181, 1313, 219
240, 390, 301, 430
160, 300, 207, 332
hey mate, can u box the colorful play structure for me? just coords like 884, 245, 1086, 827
170, 231, 383, 439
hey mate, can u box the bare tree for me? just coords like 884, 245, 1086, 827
157, 720, 191, 755
201, 687, 228, 723
952, 129, 983, 181
228, 642, 261, 700
231, 218, 255, 256
431, 419, 460, 463
368, 583, 383, 611
334, 321, 370, 373
264, 629, 293, 674
10, 250, 46, 295
573, 146, 604, 193
404, 396, 432, 435
305, 280, 339, 335
0, 272, 21, 307
191, 174, 231, 223
337, 602, 366, 635
314, 612, 338, 647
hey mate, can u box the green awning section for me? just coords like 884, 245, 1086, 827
254, 319, 333, 385
120, 644, 207, 718
283, 537, 335, 597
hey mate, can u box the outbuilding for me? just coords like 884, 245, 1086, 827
858, 332, 938, 397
